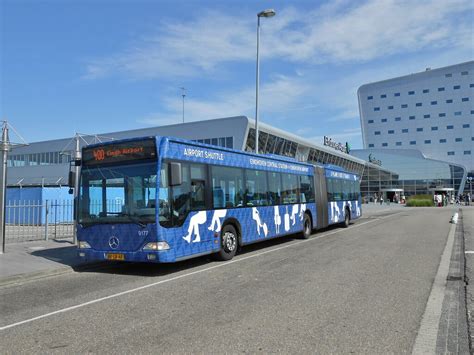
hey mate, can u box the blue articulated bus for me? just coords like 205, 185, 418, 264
76, 136, 361, 263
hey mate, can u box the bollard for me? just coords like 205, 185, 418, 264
450, 212, 458, 224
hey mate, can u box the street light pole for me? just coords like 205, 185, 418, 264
0, 121, 28, 253
0, 123, 10, 254
73, 133, 81, 245
180, 87, 186, 123
468, 177, 473, 202
255, 9, 275, 154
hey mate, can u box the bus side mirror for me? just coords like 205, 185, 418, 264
170, 162, 182, 186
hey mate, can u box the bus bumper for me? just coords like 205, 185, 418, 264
77, 249, 176, 263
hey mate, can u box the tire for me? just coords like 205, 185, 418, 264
215, 224, 238, 261
343, 208, 350, 228
301, 213, 312, 239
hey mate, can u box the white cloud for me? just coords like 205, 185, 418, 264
84, 11, 255, 80
283, 0, 473, 63
83, 0, 473, 79
138, 74, 312, 125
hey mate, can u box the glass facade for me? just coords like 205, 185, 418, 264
358, 165, 400, 202
244, 128, 297, 158
352, 149, 466, 199
244, 128, 365, 176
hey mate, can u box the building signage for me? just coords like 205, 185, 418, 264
323, 136, 350, 154
368, 153, 382, 166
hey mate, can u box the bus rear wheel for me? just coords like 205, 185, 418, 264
343, 208, 350, 228
301, 213, 312, 239
215, 224, 238, 261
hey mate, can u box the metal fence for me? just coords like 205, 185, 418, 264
5, 200, 74, 243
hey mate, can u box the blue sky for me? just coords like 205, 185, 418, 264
1, 0, 472, 148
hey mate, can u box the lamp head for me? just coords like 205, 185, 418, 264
258, 9, 276, 18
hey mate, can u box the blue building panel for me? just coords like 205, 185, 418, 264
6, 187, 73, 225
6, 188, 42, 225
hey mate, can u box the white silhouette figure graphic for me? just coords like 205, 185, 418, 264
290, 204, 299, 225
208, 209, 227, 233
284, 206, 290, 232
355, 201, 361, 216
183, 211, 207, 243
331, 202, 341, 223
252, 207, 268, 237
274, 206, 281, 234
299, 204, 306, 221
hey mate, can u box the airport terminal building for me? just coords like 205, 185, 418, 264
7, 116, 369, 187
7, 116, 403, 201
6, 114, 468, 203
358, 61, 473, 177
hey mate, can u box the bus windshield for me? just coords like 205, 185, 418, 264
78, 162, 157, 226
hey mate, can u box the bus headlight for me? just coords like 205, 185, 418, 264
78, 241, 91, 249
143, 242, 170, 251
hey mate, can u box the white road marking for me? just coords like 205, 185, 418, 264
465, 251, 474, 254
0, 212, 400, 331
412, 210, 458, 354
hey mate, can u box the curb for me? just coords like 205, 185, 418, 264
412, 208, 458, 354
0, 261, 112, 288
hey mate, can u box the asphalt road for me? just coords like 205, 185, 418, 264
0, 207, 455, 353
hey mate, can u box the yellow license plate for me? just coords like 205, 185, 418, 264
106, 253, 125, 261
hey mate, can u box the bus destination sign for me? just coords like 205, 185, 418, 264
82, 139, 157, 166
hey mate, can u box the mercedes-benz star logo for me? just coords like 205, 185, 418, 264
109, 236, 119, 249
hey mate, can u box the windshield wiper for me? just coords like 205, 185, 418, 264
118, 212, 147, 228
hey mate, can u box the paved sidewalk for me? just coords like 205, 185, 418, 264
463, 206, 474, 350
0, 238, 104, 286
435, 206, 471, 353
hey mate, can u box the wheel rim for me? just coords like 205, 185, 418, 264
345, 213, 349, 224
223, 232, 236, 252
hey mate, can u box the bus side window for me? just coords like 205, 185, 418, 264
282, 174, 298, 204
350, 181, 356, 200
355, 180, 361, 200
268, 172, 282, 205
342, 180, 349, 200
333, 179, 342, 201
300, 175, 315, 203
327, 178, 333, 201
245, 170, 268, 206
190, 164, 207, 210
211, 166, 244, 209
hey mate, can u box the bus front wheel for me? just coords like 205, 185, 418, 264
216, 224, 238, 261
